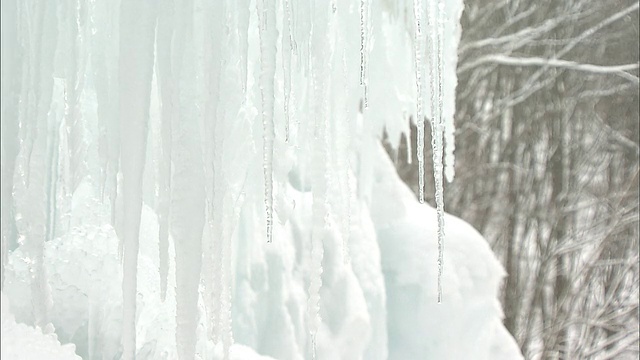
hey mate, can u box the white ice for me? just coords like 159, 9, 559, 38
0, 0, 523, 359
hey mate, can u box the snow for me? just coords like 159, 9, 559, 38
1, 292, 81, 360
1, 0, 523, 359
371, 144, 523, 359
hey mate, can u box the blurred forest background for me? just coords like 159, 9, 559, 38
384, 0, 639, 359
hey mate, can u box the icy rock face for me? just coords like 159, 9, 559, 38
1, 292, 81, 360
370, 144, 523, 360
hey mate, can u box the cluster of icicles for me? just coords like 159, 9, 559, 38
0, 0, 457, 359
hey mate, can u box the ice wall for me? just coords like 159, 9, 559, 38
1, 0, 523, 359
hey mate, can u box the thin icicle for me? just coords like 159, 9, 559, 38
63, 0, 89, 194
156, 0, 174, 301
237, 0, 250, 93
220, 217, 233, 359
359, 0, 365, 86
413, 0, 425, 203
283, 0, 293, 142
311, 333, 318, 360
257, 0, 277, 243
308, 160, 325, 360
406, 123, 413, 165
219, 190, 246, 359
308, 2, 331, 354
88, 295, 98, 359
427, 0, 437, 134
433, 0, 447, 304
359, 0, 370, 109
1, 0, 21, 290
307, 114, 324, 359
339, 48, 351, 264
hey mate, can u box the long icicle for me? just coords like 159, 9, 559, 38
257, 0, 277, 243
308, 2, 333, 357
339, 47, 352, 264
156, 0, 174, 302
359, 0, 370, 108
413, 0, 425, 203
283, 0, 293, 142
434, 0, 446, 303
118, 0, 157, 356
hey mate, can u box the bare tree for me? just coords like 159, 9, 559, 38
386, 0, 639, 358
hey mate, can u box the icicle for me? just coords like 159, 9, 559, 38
17, 0, 58, 330
339, 48, 351, 264
91, 0, 121, 240
307, 1, 333, 354
88, 295, 97, 359
221, 4, 237, 352
166, 1, 207, 359
359, 0, 370, 109
237, 0, 250, 92
283, 0, 293, 142
220, 209, 234, 360
1, 0, 22, 290
206, 221, 222, 344
308, 184, 325, 359
63, 0, 89, 194
413, 0, 425, 203
200, 0, 224, 345
257, 0, 278, 243
433, 0, 447, 303
216, 187, 247, 359
118, 0, 157, 357
311, 333, 318, 360
156, 0, 174, 301
206, 162, 223, 346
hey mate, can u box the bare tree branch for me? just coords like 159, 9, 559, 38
459, 55, 640, 83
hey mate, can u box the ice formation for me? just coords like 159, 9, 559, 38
1, 0, 522, 359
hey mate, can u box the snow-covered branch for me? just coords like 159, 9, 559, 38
459, 55, 639, 83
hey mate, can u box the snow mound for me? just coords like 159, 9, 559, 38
1, 292, 81, 360
371, 144, 523, 360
